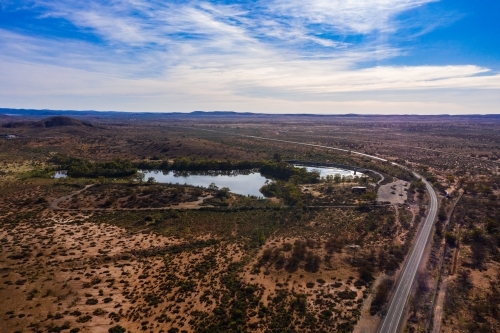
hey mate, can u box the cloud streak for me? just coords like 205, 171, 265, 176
0, 0, 499, 113
267, 0, 438, 34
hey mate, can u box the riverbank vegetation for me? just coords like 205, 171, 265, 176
50, 155, 137, 178
50, 155, 320, 183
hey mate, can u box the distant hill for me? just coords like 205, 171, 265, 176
37, 116, 93, 128
0, 114, 18, 124
1, 108, 500, 121
3, 116, 93, 128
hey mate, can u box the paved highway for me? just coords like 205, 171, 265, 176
185, 127, 439, 333
378, 166, 438, 333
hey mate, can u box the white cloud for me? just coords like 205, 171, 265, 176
267, 0, 437, 34
0, 0, 499, 114
1, 54, 499, 114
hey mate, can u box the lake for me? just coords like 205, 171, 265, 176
140, 170, 270, 197
53, 165, 361, 197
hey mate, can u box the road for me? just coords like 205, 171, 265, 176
377, 168, 438, 333
182, 127, 387, 162
184, 127, 439, 333
49, 184, 94, 209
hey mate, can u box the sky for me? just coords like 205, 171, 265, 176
0, 0, 499, 114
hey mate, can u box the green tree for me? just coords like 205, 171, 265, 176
304, 252, 321, 273
136, 171, 146, 184
445, 232, 457, 247
108, 326, 126, 333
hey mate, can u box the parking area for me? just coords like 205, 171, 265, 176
377, 179, 408, 204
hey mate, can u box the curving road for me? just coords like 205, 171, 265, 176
378, 166, 438, 333
184, 127, 439, 333
181, 127, 387, 162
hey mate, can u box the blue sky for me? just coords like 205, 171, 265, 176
0, 0, 499, 114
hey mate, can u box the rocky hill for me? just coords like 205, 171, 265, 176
3, 116, 93, 128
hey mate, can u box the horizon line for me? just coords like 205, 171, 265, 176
2, 107, 500, 117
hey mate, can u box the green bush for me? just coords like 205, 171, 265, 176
108, 325, 126, 333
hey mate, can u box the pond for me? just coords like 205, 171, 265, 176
140, 170, 270, 197
53, 165, 362, 197
141, 166, 362, 196
292, 165, 363, 178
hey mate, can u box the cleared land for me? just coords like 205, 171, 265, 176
378, 180, 409, 205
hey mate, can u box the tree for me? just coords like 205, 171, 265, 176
285, 256, 300, 273
359, 265, 374, 283
292, 241, 307, 260
325, 238, 343, 254
275, 254, 286, 270
216, 187, 231, 199
261, 249, 272, 262
370, 278, 393, 315
360, 192, 377, 201
457, 269, 472, 291
147, 177, 156, 184
334, 174, 341, 184
471, 242, 486, 269
284, 183, 301, 205
135, 171, 146, 184
304, 252, 321, 272
208, 182, 219, 190
291, 294, 307, 313
438, 206, 447, 221
445, 232, 457, 247
108, 326, 126, 333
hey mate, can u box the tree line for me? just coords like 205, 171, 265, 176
50, 155, 320, 182
50, 155, 137, 178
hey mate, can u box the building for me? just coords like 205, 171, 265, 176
351, 186, 367, 193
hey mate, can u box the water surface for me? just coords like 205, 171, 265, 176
293, 165, 362, 178
54, 165, 361, 197
141, 170, 270, 197
53, 171, 67, 179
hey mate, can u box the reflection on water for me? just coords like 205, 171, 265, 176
53, 171, 67, 179
170, 169, 254, 177
141, 170, 269, 197
53, 165, 361, 197
293, 165, 362, 178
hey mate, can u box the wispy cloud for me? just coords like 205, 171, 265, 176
267, 0, 438, 34
0, 0, 499, 113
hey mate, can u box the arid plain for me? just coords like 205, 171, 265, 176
1, 112, 499, 333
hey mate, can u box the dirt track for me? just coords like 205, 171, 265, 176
49, 184, 212, 211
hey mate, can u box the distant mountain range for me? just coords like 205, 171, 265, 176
1, 108, 500, 119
